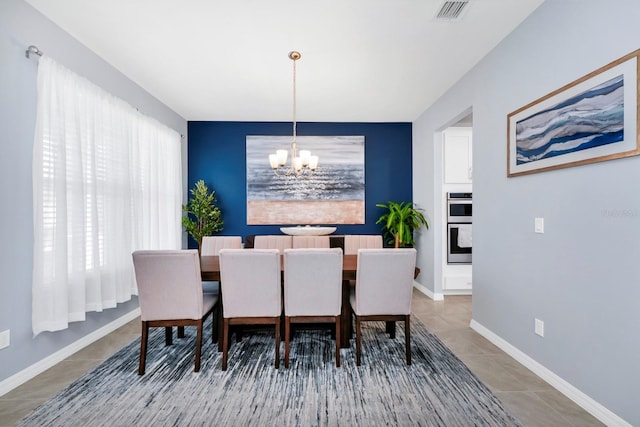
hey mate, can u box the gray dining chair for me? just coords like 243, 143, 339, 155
350, 248, 417, 366
132, 249, 218, 374
283, 248, 343, 368
218, 248, 282, 370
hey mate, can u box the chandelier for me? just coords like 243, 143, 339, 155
269, 51, 318, 175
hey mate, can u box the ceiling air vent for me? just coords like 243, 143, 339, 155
435, 1, 470, 20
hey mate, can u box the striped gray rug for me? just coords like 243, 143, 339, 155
19, 318, 521, 426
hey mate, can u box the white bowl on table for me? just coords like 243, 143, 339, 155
280, 226, 337, 236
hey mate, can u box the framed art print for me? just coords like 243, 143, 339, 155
507, 49, 640, 177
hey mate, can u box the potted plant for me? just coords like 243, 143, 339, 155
182, 180, 223, 252
375, 201, 429, 248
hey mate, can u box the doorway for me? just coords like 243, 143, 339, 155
441, 115, 472, 295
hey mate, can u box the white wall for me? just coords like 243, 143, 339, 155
413, 0, 640, 424
0, 0, 187, 387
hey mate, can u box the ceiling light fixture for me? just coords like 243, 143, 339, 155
269, 51, 318, 175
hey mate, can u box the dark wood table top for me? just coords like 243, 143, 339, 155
200, 254, 357, 282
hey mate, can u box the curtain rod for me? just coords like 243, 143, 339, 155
25, 43, 184, 139
26, 45, 43, 59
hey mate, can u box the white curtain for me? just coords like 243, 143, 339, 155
32, 56, 182, 336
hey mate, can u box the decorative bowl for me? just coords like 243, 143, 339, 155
280, 226, 337, 236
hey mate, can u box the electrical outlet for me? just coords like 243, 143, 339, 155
534, 319, 544, 337
0, 330, 10, 349
534, 217, 544, 233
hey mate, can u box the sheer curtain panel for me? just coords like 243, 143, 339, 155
32, 56, 182, 336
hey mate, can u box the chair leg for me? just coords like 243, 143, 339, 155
274, 317, 280, 369
211, 309, 216, 343
387, 321, 396, 339
194, 319, 203, 372
178, 326, 185, 338
217, 308, 224, 352
284, 317, 291, 368
222, 318, 230, 371
405, 315, 411, 365
355, 316, 362, 366
139, 322, 149, 375
335, 315, 341, 368
164, 326, 173, 346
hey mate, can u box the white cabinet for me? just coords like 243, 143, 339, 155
444, 127, 472, 184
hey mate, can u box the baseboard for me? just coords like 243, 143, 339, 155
443, 289, 472, 296
413, 282, 444, 301
469, 319, 632, 427
0, 308, 140, 398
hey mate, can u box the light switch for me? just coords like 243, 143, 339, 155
0, 330, 9, 349
534, 217, 544, 233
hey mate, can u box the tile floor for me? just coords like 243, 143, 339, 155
0, 291, 603, 427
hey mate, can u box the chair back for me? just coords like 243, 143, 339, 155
201, 236, 242, 255
292, 235, 330, 248
353, 248, 417, 316
219, 249, 282, 318
132, 250, 203, 321
254, 235, 293, 254
344, 235, 383, 255
284, 248, 343, 317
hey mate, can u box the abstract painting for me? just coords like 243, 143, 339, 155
507, 49, 640, 177
246, 135, 365, 225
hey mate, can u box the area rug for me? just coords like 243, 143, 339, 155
18, 318, 522, 426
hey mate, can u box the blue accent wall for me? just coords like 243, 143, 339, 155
187, 121, 413, 245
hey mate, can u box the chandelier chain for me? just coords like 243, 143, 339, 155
292, 55, 297, 144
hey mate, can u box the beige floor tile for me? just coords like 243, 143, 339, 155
495, 391, 582, 427
461, 353, 531, 392
67, 330, 139, 361
0, 398, 43, 427
534, 389, 604, 426
1, 359, 99, 402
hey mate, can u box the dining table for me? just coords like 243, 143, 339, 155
200, 254, 358, 348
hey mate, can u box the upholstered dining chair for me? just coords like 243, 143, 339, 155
218, 248, 282, 370
197, 236, 242, 348
283, 248, 343, 368
200, 236, 242, 294
350, 248, 417, 366
201, 235, 243, 255
343, 234, 383, 288
253, 235, 293, 254
132, 249, 218, 375
291, 235, 330, 248
343, 235, 383, 255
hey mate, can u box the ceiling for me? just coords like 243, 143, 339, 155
25, 0, 544, 123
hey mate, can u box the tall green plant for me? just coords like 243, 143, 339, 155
376, 201, 429, 248
182, 180, 223, 250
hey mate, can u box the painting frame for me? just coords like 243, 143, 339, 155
245, 135, 365, 225
507, 49, 640, 177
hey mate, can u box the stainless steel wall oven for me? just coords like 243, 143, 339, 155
447, 192, 472, 264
